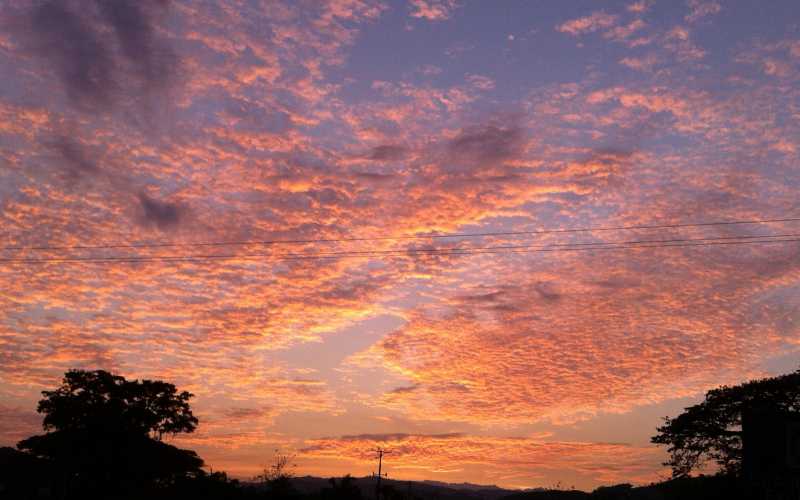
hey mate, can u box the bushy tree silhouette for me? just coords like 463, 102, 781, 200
31, 369, 197, 438
651, 368, 800, 477
17, 369, 203, 498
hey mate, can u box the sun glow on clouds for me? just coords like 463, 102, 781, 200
1, 0, 800, 490
300, 434, 664, 488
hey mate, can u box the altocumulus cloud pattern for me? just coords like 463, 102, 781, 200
0, 0, 799, 490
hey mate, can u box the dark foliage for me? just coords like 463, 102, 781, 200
163, 470, 250, 500
255, 451, 301, 499
320, 475, 363, 500
501, 475, 755, 500
32, 369, 197, 438
502, 490, 588, 500
0, 446, 55, 498
590, 484, 632, 500
0, 466, 765, 500
651, 368, 800, 477
15, 369, 202, 499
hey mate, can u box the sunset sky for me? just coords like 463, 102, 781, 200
1, 0, 800, 491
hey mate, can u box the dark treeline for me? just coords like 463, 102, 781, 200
0, 453, 766, 500
504, 476, 755, 500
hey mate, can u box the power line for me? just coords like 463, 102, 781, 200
1, 234, 798, 265
4, 234, 798, 264
6, 232, 800, 262
2, 216, 800, 252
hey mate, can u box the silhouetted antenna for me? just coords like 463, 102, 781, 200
372, 447, 391, 500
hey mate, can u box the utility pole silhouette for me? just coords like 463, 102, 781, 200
372, 447, 391, 500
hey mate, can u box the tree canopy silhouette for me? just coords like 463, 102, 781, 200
17, 369, 203, 497
651, 368, 800, 477
31, 368, 197, 438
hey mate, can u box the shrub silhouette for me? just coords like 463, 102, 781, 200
256, 450, 300, 499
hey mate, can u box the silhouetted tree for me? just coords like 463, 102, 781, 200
17, 369, 203, 498
167, 469, 248, 499
31, 369, 197, 439
256, 450, 298, 499
651, 368, 800, 477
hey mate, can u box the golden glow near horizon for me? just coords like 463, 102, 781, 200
1, 0, 799, 490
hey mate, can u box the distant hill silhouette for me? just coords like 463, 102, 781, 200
503, 491, 586, 500
286, 475, 515, 500
502, 475, 752, 500
252, 474, 757, 500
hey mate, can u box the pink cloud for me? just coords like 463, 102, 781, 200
466, 74, 496, 91
605, 19, 647, 41
685, 0, 721, 23
627, 0, 654, 14
619, 53, 660, 71
409, 0, 459, 21
557, 12, 618, 36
